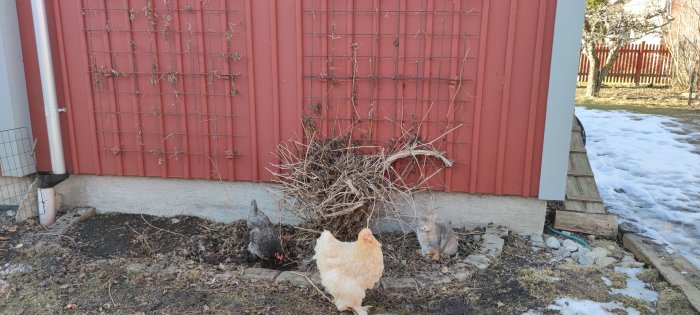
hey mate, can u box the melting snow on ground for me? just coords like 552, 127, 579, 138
576, 107, 700, 268
546, 298, 640, 315
609, 267, 658, 302
601, 267, 659, 302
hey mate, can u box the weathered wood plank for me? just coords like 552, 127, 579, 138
567, 169, 594, 177
569, 152, 592, 174
566, 194, 604, 203
554, 210, 618, 237
623, 234, 700, 312
570, 131, 585, 152
565, 200, 606, 214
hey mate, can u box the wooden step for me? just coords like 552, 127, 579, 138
554, 210, 618, 237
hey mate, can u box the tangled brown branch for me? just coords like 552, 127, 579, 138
268, 124, 455, 241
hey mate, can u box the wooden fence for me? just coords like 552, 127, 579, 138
578, 42, 672, 85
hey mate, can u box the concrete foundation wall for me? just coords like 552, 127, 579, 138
54, 175, 546, 235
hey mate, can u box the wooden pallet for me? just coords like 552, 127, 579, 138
554, 117, 618, 237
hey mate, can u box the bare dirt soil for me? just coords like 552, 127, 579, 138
576, 86, 700, 110
0, 211, 696, 314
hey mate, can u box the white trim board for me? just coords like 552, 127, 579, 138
539, 0, 586, 200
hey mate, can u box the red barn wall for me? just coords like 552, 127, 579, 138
16, 0, 557, 197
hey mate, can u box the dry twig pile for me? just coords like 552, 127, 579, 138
269, 126, 454, 240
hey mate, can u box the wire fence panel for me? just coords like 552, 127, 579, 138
0, 127, 36, 213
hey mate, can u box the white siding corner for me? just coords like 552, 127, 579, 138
539, 0, 586, 200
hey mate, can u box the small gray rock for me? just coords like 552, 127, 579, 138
381, 277, 418, 290
481, 234, 505, 259
621, 255, 636, 263
587, 235, 596, 242
578, 254, 594, 266
555, 246, 571, 259
452, 268, 474, 281
589, 247, 610, 260
471, 235, 482, 243
485, 224, 509, 238
5, 210, 15, 217
595, 256, 618, 268
464, 253, 491, 270
545, 236, 561, 249
275, 271, 310, 288
562, 239, 578, 252
529, 234, 545, 247
243, 267, 279, 281
415, 272, 452, 288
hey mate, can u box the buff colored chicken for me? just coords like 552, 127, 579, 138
313, 228, 384, 315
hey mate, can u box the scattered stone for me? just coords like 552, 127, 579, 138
45, 207, 96, 235
381, 277, 418, 290
589, 247, 610, 260
562, 239, 578, 252
452, 268, 474, 281
532, 247, 542, 253
545, 237, 561, 249
621, 255, 636, 263
464, 253, 491, 270
471, 235, 482, 243
5, 210, 15, 217
587, 235, 596, 242
170, 218, 180, 224
481, 234, 505, 259
578, 254, 594, 266
485, 224, 509, 238
416, 272, 452, 287
595, 256, 618, 268
555, 246, 571, 259
275, 271, 310, 288
529, 234, 545, 247
564, 258, 575, 264
242, 267, 279, 281
561, 231, 572, 236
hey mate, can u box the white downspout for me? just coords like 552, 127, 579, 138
31, 0, 66, 227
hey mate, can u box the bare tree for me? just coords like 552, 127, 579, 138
666, 0, 699, 90
582, 0, 670, 97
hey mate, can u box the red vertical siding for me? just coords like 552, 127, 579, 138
17, 0, 557, 197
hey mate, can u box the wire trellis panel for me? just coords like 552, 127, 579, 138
17, 0, 558, 197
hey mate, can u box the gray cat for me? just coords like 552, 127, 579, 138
416, 214, 459, 259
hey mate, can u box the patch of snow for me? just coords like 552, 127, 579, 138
521, 310, 543, 315
611, 267, 659, 302
547, 298, 640, 315
601, 276, 612, 286
576, 107, 700, 268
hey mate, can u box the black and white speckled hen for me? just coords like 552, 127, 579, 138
246, 200, 284, 262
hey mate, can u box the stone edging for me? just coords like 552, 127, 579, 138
243, 224, 510, 290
